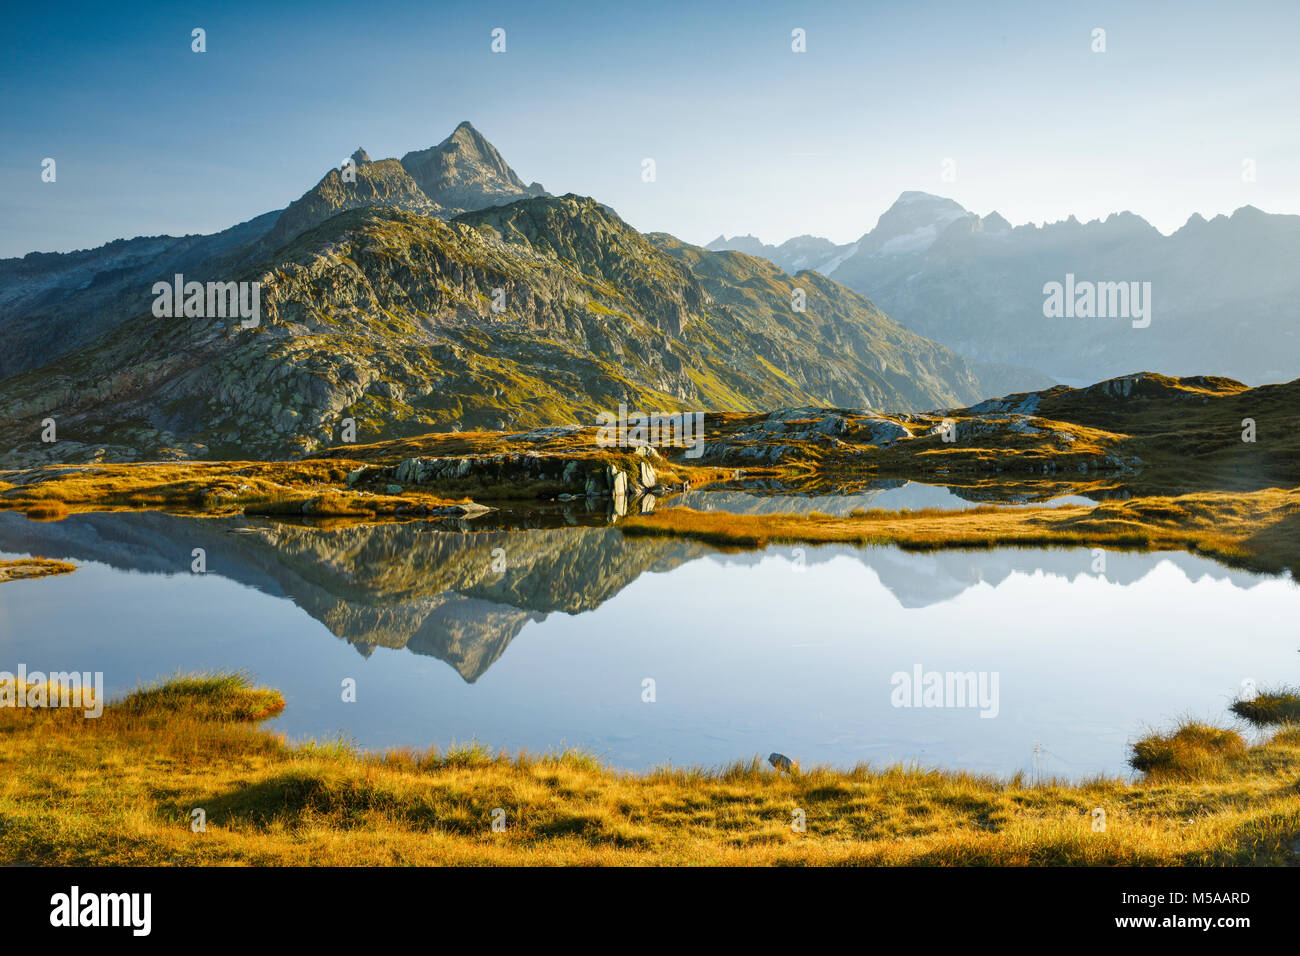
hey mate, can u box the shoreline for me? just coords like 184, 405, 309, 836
2, 673, 1296, 866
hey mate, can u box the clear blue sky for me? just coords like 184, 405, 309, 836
2, 0, 1297, 257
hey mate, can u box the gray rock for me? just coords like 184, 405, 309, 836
768, 752, 795, 772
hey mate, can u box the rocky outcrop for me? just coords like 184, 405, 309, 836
400, 121, 548, 214
263, 158, 437, 250
360, 452, 661, 517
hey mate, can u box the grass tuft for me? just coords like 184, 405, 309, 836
119, 670, 285, 723
1231, 687, 1300, 727
1129, 721, 1247, 780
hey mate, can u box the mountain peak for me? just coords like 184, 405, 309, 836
266, 156, 434, 248
400, 122, 546, 215
894, 190, 958, 206
858, 191, 971, 255
447, 120, 492, 151
981, 211, 1012, 232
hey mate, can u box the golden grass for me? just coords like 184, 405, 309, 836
1129, 722, 1248, 781
621, 487, 1300, 577
0, 435, 730, 520
0, 557, 77, 583
2, 674, 1298, 866
0, 461, 476, 520
1231, 688, 1300, 728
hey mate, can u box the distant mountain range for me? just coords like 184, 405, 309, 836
709, 191, 1300, 386
0, 124, 994, 464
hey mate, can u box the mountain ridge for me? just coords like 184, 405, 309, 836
0, 122, 548, 383
0, 191, 986, 465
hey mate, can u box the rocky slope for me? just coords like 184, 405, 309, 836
399, 121, 547, 214
0, 122, 544, 382
260, 151, 437, 252
0, 211, 279, 380
0, 194, 985, 465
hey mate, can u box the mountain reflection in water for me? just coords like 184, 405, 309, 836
0, 506, 1270, 684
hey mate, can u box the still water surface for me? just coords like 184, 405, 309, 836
1, 506, 1294, 779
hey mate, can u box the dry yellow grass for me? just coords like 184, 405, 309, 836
0, 557, 77, 583
1, 675, 1298, 866
0, 460, 476, 520
621, 487, 1300, 576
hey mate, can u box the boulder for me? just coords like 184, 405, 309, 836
394, 458, 422, 483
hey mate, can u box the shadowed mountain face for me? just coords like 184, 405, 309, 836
713, 191, 1300, 387
0, 210, 280, 381
0, 508, 1271, 682
0, 190, 984, 465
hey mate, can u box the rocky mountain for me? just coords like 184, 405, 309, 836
0, 122, 545, 382
0, 210, 279, 380
0, 191, 986, 464
261, 123, 548, 253
399, 121, 547, 214
260, 151, 437, 252
0, 123, 998, 465
717, 191, 1300, 387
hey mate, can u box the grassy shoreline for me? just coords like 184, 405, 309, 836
1, 674, 1297, 866
620, 487, 1300, 577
